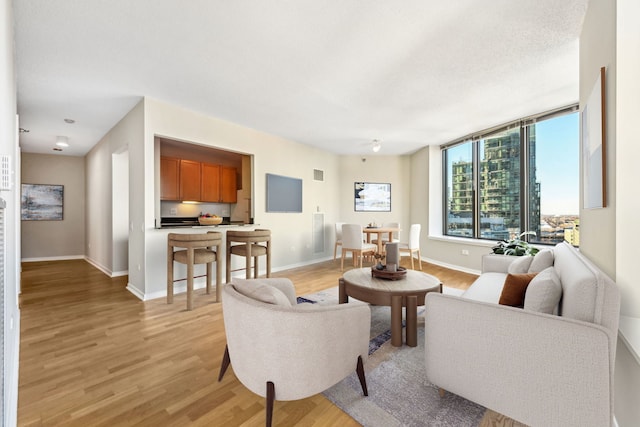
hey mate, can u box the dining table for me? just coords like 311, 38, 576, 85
362, 226, 401, 254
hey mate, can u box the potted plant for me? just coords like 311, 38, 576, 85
491, 231, 540, 256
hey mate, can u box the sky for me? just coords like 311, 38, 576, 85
534, 113, 579, 215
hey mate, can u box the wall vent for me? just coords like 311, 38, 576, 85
313, 169, 324, 182
0, 156, 10, 190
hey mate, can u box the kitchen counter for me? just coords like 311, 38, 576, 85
141, 225, 260, 301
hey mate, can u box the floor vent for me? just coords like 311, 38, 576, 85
313, 169, 324, 182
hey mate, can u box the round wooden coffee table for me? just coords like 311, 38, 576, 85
339, 268, 442, 347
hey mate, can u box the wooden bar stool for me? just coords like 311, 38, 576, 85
226, 229, 271, 283
167, 232, 222, 310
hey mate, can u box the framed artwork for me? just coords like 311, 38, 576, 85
582, 66, 607, 209
354, 182, 391, 212
21, 184, 64, 220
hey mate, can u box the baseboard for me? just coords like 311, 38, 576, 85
111, 270, 129, 277
21, 255, 85, 262
126, 283, 146, 301
84, 256, 113, 277
422, 256, 481, 276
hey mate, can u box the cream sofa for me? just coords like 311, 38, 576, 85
424, 241, 620, 427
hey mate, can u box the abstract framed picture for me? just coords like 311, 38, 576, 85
21, 184, 64, 220
354, 182, 391, 212
582, 66, 607, 209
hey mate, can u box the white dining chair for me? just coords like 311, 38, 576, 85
341, 224, 377, 271
333, 222, 345, 260
399, 224, 422, 270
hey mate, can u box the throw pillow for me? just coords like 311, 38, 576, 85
524, 266, 562, 314
507, 256, 534, 274
232, 280, 292, 306
499, 273, 538, 307
528, 249, 554, 273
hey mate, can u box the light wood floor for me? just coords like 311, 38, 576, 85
18, 257, 478, 426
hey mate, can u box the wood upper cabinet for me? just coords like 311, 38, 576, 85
220, 166, 237, 203
201, 163, 221, 202
179, 160, 202, 201
160, 157, 180, 200
161, 156, 236, 203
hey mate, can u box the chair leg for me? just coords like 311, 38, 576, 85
266, 381, 275, 427
341, 251, 346, 271
416, 249, 422, 270
333, 242, 338, 260
218, 344, 230, 382
410, 250, 414, 270
356, 355, 368, 396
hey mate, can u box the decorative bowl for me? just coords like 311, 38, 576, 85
198, 216, 223, 225
371, 266, 407, 280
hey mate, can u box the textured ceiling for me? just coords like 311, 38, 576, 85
13, 0, 588, 156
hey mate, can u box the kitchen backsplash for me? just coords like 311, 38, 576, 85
160, 201, 231, 218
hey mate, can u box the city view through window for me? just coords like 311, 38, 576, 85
445, 111, 579, 246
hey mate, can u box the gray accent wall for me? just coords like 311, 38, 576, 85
21, 153, 86, 260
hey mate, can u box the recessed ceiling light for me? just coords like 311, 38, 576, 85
56, 136, 69, 147
64, 118, 75, 124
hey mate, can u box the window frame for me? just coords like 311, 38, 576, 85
442, 105, 578, 244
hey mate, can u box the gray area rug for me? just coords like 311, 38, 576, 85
299, 286, 487, 427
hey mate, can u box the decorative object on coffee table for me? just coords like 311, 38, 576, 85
371, 265, 407, 280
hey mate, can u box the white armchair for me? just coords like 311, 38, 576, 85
218, 278, 371, 427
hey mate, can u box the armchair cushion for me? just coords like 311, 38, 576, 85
524, 267, 562, 314
498, 273, 538, 307
233, 279, 292, 306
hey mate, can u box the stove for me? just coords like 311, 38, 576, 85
160, 217, 200, 227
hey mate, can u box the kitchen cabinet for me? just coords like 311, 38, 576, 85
201, 163, 221, 202
220, 166, 237, 203
179, 160, 202, 201
161, 156, 236, 203
202, 163, 237, 203
160, 157, 180, 200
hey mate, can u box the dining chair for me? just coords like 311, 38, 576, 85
341, 224, 377, 271
333, 222, 345, 260
399, 224, 422, 270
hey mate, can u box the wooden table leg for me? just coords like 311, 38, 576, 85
406, 295, 418, 347
338, 278, 348, 304
391, 295, 402, 347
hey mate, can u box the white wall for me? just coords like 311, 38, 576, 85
338, 155, 411, 241
614, 0, 640, 425
579, 0, 617, 278
21, 153, 86, 260
1, 0, 20, 424
85, 100, 144, 278
615, 0, 640, 319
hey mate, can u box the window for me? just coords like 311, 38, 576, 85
443, 107, 579, 246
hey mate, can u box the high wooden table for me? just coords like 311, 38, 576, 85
339, 268, 442, 347
362, 226, 400, 254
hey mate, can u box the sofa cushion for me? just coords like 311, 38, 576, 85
524, 267, 562, 314
462, 272, 507, 304
507, 256, 534, 274
528, 249, 554, 273
233, 280, 292, 306
498, 273, 538, 307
